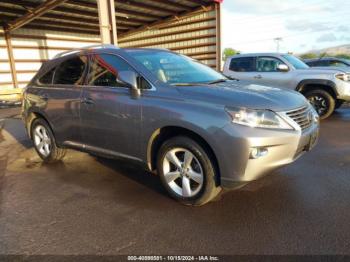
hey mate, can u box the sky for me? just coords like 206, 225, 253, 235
221, 0, 350, 54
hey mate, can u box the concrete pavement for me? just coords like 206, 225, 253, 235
0, 107, 350, 255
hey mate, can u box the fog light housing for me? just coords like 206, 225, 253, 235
250, 147, 268, 159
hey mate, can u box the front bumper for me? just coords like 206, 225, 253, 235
335, 79, 350, 100
214, 122, 319, 189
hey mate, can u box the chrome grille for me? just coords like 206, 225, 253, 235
285, 106, 313, 131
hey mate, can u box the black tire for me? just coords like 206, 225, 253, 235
157, 136, 221, 206
31, 118, 66, 163
304, 89, 335, 120
335, 100, 344, 110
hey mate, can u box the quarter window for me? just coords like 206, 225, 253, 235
229, 57, 255, 72
38, 67, 55, 85
256, 57, 283, 72
88, 54, 134, 87
53, 56, 87, 85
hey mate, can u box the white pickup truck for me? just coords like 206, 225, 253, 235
223, 53, 350, 119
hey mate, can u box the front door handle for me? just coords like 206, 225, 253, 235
254, 74, 262, 79
81, 97, 95, 105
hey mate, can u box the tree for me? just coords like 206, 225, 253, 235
222, 48, 240, 61
335, 54, 350, 60
299, 53, 318, 59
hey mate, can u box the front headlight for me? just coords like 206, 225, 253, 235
335, 73, 350, 82
309, 104, 320, 123
225, 107, 294, 130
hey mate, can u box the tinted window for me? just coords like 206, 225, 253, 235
88, 54, 135, 87
307, 60, 329, 67
256, 57, 284, 72
229, 57, 255, 72
329, 60, 348, 67
53, 56, 87, 85
38, 67, 55, 85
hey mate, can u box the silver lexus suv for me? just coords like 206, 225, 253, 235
22, 46, 319, 206
223, 53, 350, 119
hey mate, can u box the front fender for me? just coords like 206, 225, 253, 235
296, 79, 338, 96
141, 97, 230, 171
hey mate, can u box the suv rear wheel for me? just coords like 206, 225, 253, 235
31, 118, 66, 163
304, 89, 335, 119
157, 136, 221, 206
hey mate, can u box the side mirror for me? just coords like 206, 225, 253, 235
277, 64, 289, 72
118, 71, 141, 98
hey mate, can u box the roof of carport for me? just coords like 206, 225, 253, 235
0, 0, 218, 35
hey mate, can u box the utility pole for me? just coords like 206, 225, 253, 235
274, 37, 283, 52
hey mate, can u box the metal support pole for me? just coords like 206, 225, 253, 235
215, 2, 222, 71
4, 30, 18, 89
97, 0, 118, 45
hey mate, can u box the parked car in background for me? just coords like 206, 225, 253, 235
223, 53, 350, 119
22, 46, 319, 206
304, 57, 350, 68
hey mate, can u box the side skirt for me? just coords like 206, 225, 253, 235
62, 141, 149, 169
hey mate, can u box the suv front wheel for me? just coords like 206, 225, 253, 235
157, 136, 221, 206
305, 89, 335, 119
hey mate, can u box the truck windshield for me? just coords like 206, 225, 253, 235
126, 50, 226, 85
282, 54, 309, 69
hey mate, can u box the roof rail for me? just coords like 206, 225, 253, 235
54, 44, 119, 59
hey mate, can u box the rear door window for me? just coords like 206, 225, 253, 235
229, 57, 255, 72
53, 55, 88, 85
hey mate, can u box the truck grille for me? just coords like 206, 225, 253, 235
285, 106, 313, 131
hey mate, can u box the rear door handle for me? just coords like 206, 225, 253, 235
254, 75, 262, 79
81, 97, 95, 105
40, 93, 49, 100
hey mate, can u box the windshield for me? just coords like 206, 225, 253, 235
282, 54, 309, 69
126, 50, 225, 85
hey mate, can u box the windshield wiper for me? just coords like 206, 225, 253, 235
207, 78, 228, 84
226, 76, 239, 81
170, 83, 199, 86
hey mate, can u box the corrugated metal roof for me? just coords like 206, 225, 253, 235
0, 0, 215, 35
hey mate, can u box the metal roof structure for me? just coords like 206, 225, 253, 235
0, 0, 218, 36
0, 0, 222, 90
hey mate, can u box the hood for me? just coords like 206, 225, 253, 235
176, 80, 308, 112
304, 67, 348, 74
308, 66, 350, 73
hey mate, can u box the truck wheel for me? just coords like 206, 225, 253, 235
31, 118, 66, 163
305, 89, 335, 120
335, 100, 344, 110
157, 136, 221, 206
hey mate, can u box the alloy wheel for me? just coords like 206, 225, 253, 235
33, 125, 51, 157
308, 95, 328, 116
162, 148, 204, 197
